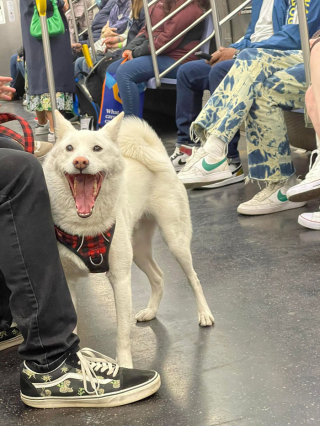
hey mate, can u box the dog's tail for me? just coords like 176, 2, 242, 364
118, 117, 175, 174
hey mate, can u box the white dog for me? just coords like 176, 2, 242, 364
43, 111, 214, 368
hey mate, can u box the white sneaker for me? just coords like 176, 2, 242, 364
237, 175, 307, 215
34, 141, 53, 159
201, 161, 245, 189
170, 146, 191, 172
178, 148, 232, 189
48, 131, 56, 143
298, 211, 320, 230
287, 149, 320, 202
35, 120, 50, 135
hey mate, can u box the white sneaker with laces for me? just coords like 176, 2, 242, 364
237, 175, 307, 215
34, 141, 53, 159
170, 146, 191, 172
201, 161, 245, 189
298, 211, 320, 230
178, 148, 231, 189
48, 131, 56, 143
287, 149, 320, 202
35, 120, 50, 135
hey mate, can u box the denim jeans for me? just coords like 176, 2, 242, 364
192, 49, 306, 182
176, 59, 240, 159
0, 137, 79, 372
74, 55, 104, 77
10, 54, 25, 87
108, 55, 179, 116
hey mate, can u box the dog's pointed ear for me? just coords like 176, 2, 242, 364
100, 112, 124, 143
54, 110, 76, 142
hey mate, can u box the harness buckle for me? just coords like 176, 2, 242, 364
89, 254, 104, 266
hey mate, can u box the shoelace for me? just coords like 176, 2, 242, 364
305, 149, 320, 181
34, 141, 41, 153
181, 147, 204, 172
77, 348, 120, 395
171, 146, 181, 159
253, 182, 284, 201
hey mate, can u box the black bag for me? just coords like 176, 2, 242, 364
75, 78, 100, 129
13, 70, 25, 99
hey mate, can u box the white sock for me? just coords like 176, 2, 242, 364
204, 135, 225, 157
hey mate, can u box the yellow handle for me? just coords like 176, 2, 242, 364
36, 0, 47, 16
82, 45, 93, 69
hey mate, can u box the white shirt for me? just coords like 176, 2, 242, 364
250, 0, 276, 43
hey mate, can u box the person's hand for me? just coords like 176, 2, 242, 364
71, 43, 82, 52
206, 47, 237, 66
63, 0, 69, 12
0, 77, 16, 105
101, 27, 118, 38
122, 50, 133, 60
103, 36, 117, 48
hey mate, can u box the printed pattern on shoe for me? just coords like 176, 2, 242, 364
0, 326, 23, 350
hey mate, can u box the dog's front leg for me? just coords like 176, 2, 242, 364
108, 272, 133, 368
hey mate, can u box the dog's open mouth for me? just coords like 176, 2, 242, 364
65, 173, 105, 218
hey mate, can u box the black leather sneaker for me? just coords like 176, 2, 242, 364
20, 348, 161, 408
0, 326, 23, 351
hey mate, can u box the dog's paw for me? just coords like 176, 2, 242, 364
135, 308, 157, 322
198, 312, 214, 327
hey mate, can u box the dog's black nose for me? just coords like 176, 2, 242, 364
73, 157, 89, 170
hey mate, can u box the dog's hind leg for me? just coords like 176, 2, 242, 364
133, 217, 164, 322
155, 203, 214, 327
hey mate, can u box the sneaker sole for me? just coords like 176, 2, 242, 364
181, 171, 232, 190
0, 334, 23, 351
287, 181, 320, 202
298, 215, 320, 230
35, 129, 50, 135
199, 173, 245, 189
21, 372, 161, 408
237, 201, 306, 216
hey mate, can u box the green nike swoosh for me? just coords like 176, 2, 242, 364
202, 157, 227, 172
277, 190, 288, 202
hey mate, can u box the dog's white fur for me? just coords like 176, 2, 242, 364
43, 111, 214, 368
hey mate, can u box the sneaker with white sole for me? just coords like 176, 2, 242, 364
298, 211, 320, 230
170, 146, 191, 172
237, 175, 307, 215
48, 131, 56, 143
287, 149, 320, 202
201, 161, 245, 189
0, 326, 23, 351
178, 148, 232, 189
35, 120, 50, 135
34, 141, 53, 159
20, 348, 161, 409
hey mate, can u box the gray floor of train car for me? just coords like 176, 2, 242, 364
1, 101, 320, 426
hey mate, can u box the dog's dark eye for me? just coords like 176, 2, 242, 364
66, 145, 74, 152
93, 146, 102, 152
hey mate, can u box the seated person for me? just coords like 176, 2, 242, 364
286, 31, 320, 229
66, 0, 94, 45
73, 0, 131, 76
107, 0, 209, 117
172, 0, 315, 178
9, 46, 25, 97
178, 0, 320, 216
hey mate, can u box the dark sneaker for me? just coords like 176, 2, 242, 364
20, 348, 161, 408
0, 326, 23, 351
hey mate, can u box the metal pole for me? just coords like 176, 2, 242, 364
68, 0, 79, 43
210, 0, 221, 49
143, 0, 160, 87
83, 0, 96, 62
39, 15, 57, 131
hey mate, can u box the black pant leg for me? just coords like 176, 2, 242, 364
0, 269, 12, 330
0, 147, 79, 372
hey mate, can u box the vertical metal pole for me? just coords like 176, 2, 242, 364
68, 0, 79, 43
83, 0, 96, 62
143, 0, 160, 87
39, 15, 57, 131
296, 0, 311, 86
210, 0, 222, 49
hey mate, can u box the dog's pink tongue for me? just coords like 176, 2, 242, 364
74, 174, 96, 215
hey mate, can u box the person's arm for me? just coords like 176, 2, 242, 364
0, 77, 15, 105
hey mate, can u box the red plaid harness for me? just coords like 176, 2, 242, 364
55, 223, 116, 273
0, 113, 34, 154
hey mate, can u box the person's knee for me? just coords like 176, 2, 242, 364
0, 137, 24, 151
237, 48, 259, 62
0, 151, 42, 185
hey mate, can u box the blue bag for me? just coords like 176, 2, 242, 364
98, 70, 145, 126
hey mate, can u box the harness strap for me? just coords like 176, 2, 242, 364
0, 113, 34, 154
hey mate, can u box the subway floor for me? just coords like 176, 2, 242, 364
1, 101, 320, 426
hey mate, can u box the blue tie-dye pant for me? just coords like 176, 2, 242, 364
191, 48, 306, 183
